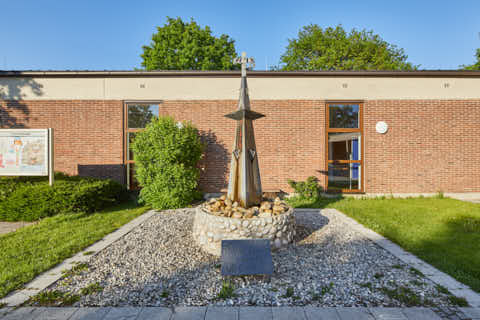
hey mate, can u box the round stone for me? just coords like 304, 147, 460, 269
274, 239, 282, 248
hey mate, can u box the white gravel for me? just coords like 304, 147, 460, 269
48, 208, 457, 307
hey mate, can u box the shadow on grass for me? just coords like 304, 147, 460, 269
286, 195, 344, 209
407, 215, 480, 293
325, 197, 480, 294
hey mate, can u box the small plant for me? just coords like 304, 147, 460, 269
282, 287, 294, 298
80, 282, 103, 296
410, 279, 424, 286
311, 291, 321, 301
160, 290, 169, 298
83, 251, 95, 256
320, 282, 334, 295
435, 191, 445, 199
360, 282, 373, 290
380, 286, 423, 306
214, 263, 221, 269
374, 272, 384, 279
0, 302, 6, 308
409, 267, 424, 277
62, 263, 89, 277
435, 284, 450, 295
28, 290, 80, 306
270, 287, 278, 292
447, 295, 469, 307
391, 264, 404, 269
217, 281, 236, 300
287, 176, 322, 199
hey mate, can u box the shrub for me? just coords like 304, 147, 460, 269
132, 116, 204, 209
0, 174, 126, 221
287, 176, 322, 199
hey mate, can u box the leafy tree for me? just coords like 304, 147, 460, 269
280, 25, 417, 71
141, 17, 239, 70
461, 48, 480, 70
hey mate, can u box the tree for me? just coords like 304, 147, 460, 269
461, 48, 480, 70
280, 25, 417, 71
141, 17, 239, 70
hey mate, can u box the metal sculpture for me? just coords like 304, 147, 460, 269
225, 52, 264, 208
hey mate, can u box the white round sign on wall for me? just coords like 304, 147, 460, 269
376, 121, 388, 134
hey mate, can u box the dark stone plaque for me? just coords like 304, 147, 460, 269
221, 239, 273, 276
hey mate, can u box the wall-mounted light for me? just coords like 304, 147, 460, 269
376, 121, 388, 134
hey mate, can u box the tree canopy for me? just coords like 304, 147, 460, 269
461, 48, 480, 70
141, 17, 239, 70
280, 25, 417, 71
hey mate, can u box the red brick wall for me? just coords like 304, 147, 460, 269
364, 100, 480, 193
0, 100, 125, 183
2, 99, 480, 193
159, 100, 326, 193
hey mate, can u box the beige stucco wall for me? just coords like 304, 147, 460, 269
1, 76, 479, 100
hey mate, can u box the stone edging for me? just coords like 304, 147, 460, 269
0, 210, 158, 307
309, 208, 480, 308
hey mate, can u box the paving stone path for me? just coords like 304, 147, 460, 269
0, 221, 35, 236
1, 307, 479, 320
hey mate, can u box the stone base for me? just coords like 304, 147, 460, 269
192, 205, 295, 256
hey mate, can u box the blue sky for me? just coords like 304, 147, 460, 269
1, 0, 479, 70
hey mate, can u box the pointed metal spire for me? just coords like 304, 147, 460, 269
225, 52, 264, 208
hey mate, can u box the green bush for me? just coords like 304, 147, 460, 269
0, 174, 126, 221
132, 116, 204, 209
287, 176, 322, 199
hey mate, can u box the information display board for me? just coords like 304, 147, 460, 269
0, 129, 54, 184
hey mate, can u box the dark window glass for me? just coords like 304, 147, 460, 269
328, 132, 360, 161
128, 104, 159, 128
329, 104, 359, 128
129, 163, 139, 190
128, 132, 137, 161
328, 163, 361, 190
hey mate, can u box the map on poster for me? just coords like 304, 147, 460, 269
0, 129, 49, 176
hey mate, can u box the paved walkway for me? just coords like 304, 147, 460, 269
0, 221, 35, 236
1, 306, 479, 320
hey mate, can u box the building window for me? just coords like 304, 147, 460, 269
326, 103, 363, 192
125, 102, 160, 189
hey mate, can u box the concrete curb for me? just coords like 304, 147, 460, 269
0, 210, 157, 307
302, 208, 480, 308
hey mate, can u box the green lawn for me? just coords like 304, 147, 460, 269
288, 196, 480, 293
0, 201, 149, 299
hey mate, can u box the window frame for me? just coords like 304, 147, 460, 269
325, 101, 364, 193
124, 100, 163, 189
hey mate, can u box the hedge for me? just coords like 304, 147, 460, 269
0, 173, 126, 221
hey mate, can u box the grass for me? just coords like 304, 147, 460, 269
380, 285, 424, 306
217, 281, 236, 300
281, 287, 295, 298
80, 282, 103, 296
26, 290, 81, 306
0, 201, 149, 299
287, 196, 480, 293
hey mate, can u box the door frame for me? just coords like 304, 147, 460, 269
325, 101, 364, 193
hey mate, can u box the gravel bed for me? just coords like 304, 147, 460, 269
48, 208, 457, 307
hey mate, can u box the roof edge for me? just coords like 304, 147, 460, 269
1, 70, 480, 78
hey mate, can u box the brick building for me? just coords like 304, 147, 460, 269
1, 70, 479, 194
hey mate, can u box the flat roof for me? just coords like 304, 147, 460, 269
1, 70, 480, 78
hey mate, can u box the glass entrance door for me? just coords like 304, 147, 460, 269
326, 103, 363, 192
